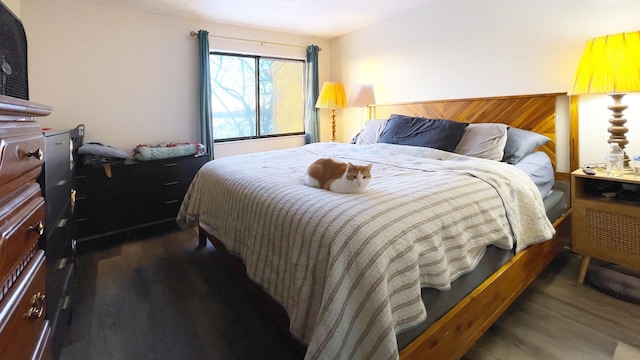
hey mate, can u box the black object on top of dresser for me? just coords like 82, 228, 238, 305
0, 1, 29, 100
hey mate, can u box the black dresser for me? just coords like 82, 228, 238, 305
37, 129, 74, 358
74, 155, 208, 243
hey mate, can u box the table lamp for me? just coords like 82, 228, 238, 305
569, 31, 640, 165
315, 82, 347, 142
349, 84, 376, 121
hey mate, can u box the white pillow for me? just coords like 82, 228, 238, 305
350, 119, 388, 145
454, 123, 509, 161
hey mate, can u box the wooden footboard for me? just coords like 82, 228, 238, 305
197, 210, 571, 360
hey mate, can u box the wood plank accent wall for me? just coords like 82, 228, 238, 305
370, 93, 564, 170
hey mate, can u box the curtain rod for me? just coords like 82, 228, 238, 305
189, 31, 321, 51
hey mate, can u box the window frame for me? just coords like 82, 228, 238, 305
209, 51, 306, 143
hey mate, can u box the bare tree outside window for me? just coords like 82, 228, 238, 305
210, 53, 304, 141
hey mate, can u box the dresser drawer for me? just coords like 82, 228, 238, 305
44, 203, 73, 263
74, 165, 127, 201
74, 195, 127, 239
157, 156, 207, 183
126, 156, 206, 227
162, 180, 190, 203
44, 178, 71, 233
0, 132, 45, 188
0, 250, 50, 360
0, 193, 45, 292
42, 131, 71, 188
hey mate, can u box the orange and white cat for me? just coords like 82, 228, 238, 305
303, 158, 372, 193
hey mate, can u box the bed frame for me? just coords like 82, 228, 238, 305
198, 92, 574, 359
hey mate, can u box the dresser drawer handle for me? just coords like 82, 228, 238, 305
28, 221, 44, 236
163, 163, 179, 167
27, 148, 44, 161
31, 292, 46, 305
165, 199, 179, 204
57, 218, 68, 228
164, 181, 179, 186
24, 305, 44, 320
24, 292, 46, 320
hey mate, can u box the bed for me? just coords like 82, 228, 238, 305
177, 93, 573, 360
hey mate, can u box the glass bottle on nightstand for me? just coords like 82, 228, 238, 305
606, 143, 624, 177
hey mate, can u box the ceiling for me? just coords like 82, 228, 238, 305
74, 0, 439, 39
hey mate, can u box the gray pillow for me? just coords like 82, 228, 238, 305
351, 119, 388, 145
502, 128, 551, 164
78, 143, 129, 159
454, 123, 509, 161
514, 151, 554, 199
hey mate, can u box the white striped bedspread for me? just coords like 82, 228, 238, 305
176, 142, 555, 360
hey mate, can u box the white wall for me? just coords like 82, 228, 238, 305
3, 0, 20, 15
20, 0, 329, 156
18, 0, 640, 165
579, 93, 640, 166
332, 0, 640, 169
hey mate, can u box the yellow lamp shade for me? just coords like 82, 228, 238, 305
569, 31, 640, 95
315, 82, 347, 109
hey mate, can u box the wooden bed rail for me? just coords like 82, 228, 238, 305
400, 210, 571, 359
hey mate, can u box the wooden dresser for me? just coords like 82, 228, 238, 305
0, 95, 52, 360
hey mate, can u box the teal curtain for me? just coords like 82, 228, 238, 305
198, 30, 214, 160
305, 45, 320, 144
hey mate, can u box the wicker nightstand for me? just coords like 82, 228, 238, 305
571, 169, 640, 283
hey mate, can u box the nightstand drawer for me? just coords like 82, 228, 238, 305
572, 199, 640, 268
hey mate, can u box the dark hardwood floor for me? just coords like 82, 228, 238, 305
59, 226, 640, 360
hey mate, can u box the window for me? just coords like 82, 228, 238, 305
210, 53, 305, 141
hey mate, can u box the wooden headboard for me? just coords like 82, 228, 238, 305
370, 93, 566, 171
